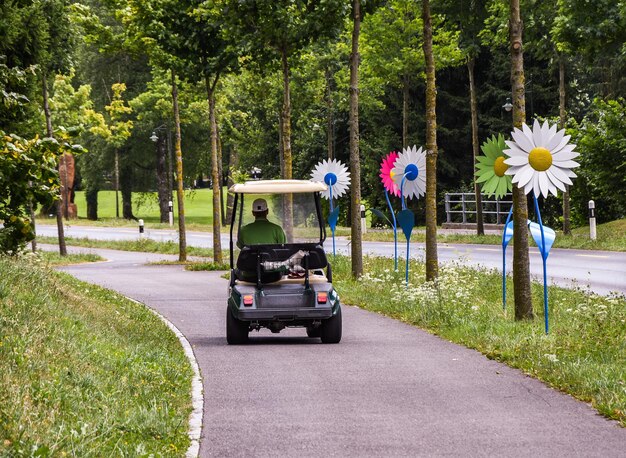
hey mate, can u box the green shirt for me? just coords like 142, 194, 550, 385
237, 218, 286, 248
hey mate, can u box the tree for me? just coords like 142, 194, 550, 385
509, 0, 533, 320
350, 0, 363, 278
422, 0, 439, 281
0, 60, 70, 254
225, 0, 347, 240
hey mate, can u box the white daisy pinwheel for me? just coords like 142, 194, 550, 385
504, 119, 579, 198
391, 145, 427, 200
310, 159, 351, 200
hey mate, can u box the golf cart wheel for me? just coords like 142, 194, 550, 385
306, 325, 321, 338
226, 308, 249, 344
320, 306, 342, 344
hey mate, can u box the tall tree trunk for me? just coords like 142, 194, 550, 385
349, 0, 363, 278
120, 161, 135, 220
509, 0, 533, 320
218, 126, 225, 226
422, 0, 438, 281
226, 145, 239, 224
402, 76, 409, 148
171, 69, 187, 262
206, 75, 222, 264
325, 68, 334, 160
559, 57, 571, 235
468, 57, 484, 236
86, 186, 98, 220
114, 150, 120, 218
280, 49, 294, 241
42, 71, 66, 256
156, 133, 169, 223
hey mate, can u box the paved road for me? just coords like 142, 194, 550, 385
55, 246, 625, 457
38, 224, 626, 295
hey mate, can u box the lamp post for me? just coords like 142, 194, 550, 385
251, 166, 262, 180
151, 126, 174, 226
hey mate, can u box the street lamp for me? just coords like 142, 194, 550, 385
502, 97, 513, 112
150, 126, 174, 226
251, 166, 262, 180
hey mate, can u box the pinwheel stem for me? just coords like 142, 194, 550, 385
384, 189, 398, 271
405, 237, 410, 287
329, 186, 336, 257
502, 206, 514, 311
400, 176, 407, 210
533, 193, 549, 334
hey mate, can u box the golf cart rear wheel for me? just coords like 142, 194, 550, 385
320, 307, 342, 344
226, 308, 249, 344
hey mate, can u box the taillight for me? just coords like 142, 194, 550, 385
243, 295, 254, 306
317, 292, 328, 304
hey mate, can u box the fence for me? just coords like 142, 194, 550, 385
444, 192, 513, 225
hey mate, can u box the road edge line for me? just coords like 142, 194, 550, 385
126, 296, 203, 458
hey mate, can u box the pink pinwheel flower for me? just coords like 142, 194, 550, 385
380, 151, 400, 197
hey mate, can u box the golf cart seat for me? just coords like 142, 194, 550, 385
235, 243, 328, 284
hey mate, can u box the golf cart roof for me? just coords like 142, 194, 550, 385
229, 179, 327, 194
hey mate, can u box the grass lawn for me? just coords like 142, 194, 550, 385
0, 256, 193, 456
332, 255, 626, 426
37, 236, 214, 258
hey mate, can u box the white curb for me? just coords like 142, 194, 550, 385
126, 297, 203, 457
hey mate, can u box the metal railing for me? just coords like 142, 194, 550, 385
444, 193, 512, 225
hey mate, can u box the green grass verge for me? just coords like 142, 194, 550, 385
148, 261, 229, 271
0, 257, 193, 456
361, 218, 626, 251
36, 250, 105, 266
332, 255, 626, 425
37, 236, 214, 258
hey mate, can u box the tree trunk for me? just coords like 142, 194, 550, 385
171, 69, 187, 262
156, 133, 169, 223
349, 0, 363, 279
280, 49, 294, 241
402, 76, 409, 148
468, 57, 484, 236
226, 144, 239, 224
422, 0, 438, 282
115, 150, 120, 218
509, 0, 533, 320
206, 75, 222, 264
218, 126, 226, 226
325, 67, 334, 160
559, 57, 571, 235
42, 71, 66, 256
86, 186, 99, 220
120, 161, 135, 220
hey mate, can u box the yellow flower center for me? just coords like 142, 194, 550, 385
528, 147, 553, 171
389, 170, 396, 179
493, 157, 508, 177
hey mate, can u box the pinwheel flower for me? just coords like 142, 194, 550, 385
391, 145, 426, 199
380, 151, 400, 197
475, 133, 512, 199
310, 158, 351, 200
504, 119, 579, 198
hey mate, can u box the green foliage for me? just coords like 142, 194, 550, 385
0, 132, 80, 254
569, 98, 626, 223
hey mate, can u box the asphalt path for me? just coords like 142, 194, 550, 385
38, 224, 626, 295
54, 246, 625, 457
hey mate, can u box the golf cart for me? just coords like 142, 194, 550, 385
226, 179, 342, 344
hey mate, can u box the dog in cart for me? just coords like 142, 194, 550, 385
226, 179, 342, 344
